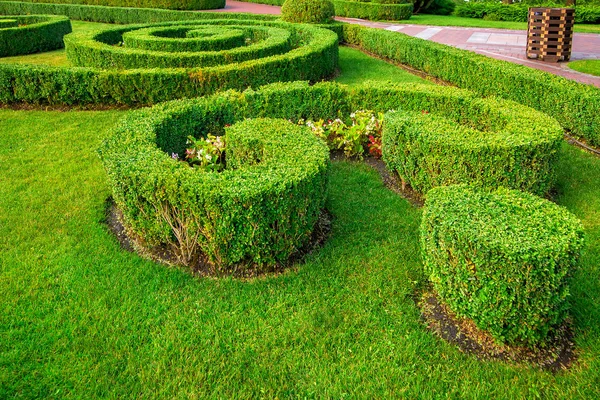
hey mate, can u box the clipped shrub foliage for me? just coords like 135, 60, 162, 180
333, 0, 413, 20
382, 101, 563, 196
0, 0, 226, 11
0, 14, 71, 57
99, 109, 330, 272
281, 0, 335, 24
99, 80, 565, 272
342, 23, 600, 148
455, 3, 600, 24
0, 18, 338, 105
421, 185, 584, 346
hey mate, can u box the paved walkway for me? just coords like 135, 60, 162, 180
211, 1, 600, 87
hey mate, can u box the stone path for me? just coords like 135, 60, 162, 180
210, 1, 600, 87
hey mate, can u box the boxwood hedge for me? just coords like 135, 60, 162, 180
99, 80, 564, 272
342, 24, 600, 147
99, 109, 330, 271
421, 185, 584, 346
0, 14, 72, 57
382, 102, 563, 196
0, 0, 226, 11
0, 19, 338, 105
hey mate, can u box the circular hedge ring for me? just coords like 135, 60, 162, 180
122, 26, 248, 52
0, 15, 72, 57
99, 81, 564, 274
421, 184, 584, 345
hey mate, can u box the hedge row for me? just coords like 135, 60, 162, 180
234, 0, 414, 20
455, 3, 600, 24
333, 0, 413, 20
0, 0, 225, 11
0, 17, 17, 27
98, 80, 564, 271
0, 1, 278, 23
100, 107, 330, 271
122, 26, 248, 52
0, 14, 72, 57
342, 24, 600, 147
66, 22, 296, 69
421, 184, 584, 345
0, 20, 338, 105
382, 102, 562, 196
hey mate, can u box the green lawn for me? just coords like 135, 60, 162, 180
1, 19, 600, 399
569, 60, 600, 77
396, 14, 600, 33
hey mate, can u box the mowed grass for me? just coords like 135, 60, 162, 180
569, 60, 600, 77
1, 34, 600, 398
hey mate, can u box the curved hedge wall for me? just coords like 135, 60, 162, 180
65, 22, 298, 69
0, 19, 338, 105
0, 14, 72, 57
100, 109, 330, 272
382, 103, 563, 196
99, 80, 565, 272
421, 185, 584, 346
342, 24, 600, 148
0, 0, 226, 11
281, 0, 335, 24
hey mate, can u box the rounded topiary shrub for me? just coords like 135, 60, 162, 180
421, 185, 584, 346
281, 0, 335, 24
99, 110, 330, 273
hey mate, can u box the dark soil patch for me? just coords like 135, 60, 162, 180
104, 198, 332, 279
564, 132, 600, 157
419, 290, 576, 373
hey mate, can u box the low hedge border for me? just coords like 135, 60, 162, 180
342, 24, 600, 147
0, 14, 72, 57
0, 19, 338, 105
382, 103, 562, 196
455, 3, 600, 25
0, 0, 226, 11
0, 17, 17, 27
122, 26, 247, 52
333, 0, 413, 21
421, 184, 584, 346
66, 22, 296, 69
99, 80, 564, 272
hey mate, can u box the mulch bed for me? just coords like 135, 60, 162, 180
419, 290, 577, 373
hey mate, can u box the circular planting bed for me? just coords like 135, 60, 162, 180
99, 81, 565, 275
0, 19, 338, 106
0, 15, 72, 57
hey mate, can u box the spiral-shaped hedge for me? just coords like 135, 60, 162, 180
99, 81, 564, 274
0, 19, 338, 106
0, 15, 72, 57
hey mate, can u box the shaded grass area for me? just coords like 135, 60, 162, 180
395, 14, 600, 33
0, 20, 116, 67
0, 106, 600, 397
569, 60, 600, 77
336, 46, 430, 85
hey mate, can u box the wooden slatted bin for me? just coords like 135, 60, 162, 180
527, 7, 575, 62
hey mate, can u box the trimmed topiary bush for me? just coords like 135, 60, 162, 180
333, 0, 413, 21
0, 14, 71, 57
0, 19, 338, 105
382, 100, 563, 196
421, 185, 584, 346
99, 111, 330, 272
99, 81, 566, 273
281, 0, 335, 24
